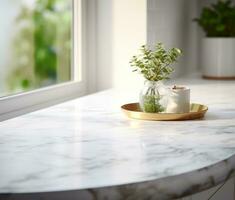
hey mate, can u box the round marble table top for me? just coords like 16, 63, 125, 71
1, 78, 235, 199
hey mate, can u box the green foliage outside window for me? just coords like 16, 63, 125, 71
7, 0, 72, 91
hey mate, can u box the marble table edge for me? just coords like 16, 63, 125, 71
1, 155, 235, 200
83, 155, 235, 199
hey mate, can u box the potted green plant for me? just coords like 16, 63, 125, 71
130, 43, 182, 113
195, 0, 235, 79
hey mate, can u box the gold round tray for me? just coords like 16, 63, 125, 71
121, 103, 208, 121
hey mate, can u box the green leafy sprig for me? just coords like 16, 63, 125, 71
130, 43, 182, 82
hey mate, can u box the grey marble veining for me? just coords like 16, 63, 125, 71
1, 78, 235, 199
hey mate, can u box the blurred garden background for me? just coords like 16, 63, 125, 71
0, 0, 72, 97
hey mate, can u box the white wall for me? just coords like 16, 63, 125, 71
94, 0, 147, 91
112, 0, 147, 90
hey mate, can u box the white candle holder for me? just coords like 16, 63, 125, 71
166, 86, 190, 113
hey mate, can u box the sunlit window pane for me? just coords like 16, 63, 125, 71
0, 0, 72, 97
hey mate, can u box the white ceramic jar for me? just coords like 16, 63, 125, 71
166, 86, 190, 113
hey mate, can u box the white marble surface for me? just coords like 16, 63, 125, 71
1, 78, 235, 199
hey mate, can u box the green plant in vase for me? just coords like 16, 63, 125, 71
130, 43, 182, 113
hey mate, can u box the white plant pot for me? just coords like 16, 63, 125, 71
202, 38, 235, 79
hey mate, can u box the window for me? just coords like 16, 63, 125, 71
0, 0, 86, 121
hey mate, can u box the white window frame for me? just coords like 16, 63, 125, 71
0, 0, 87, 121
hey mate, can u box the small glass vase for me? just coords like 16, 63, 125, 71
139, 80, 167, 113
